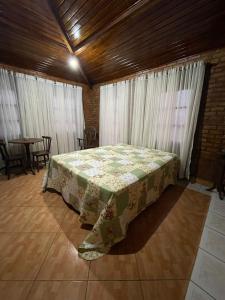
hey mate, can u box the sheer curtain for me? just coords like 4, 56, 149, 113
100, 61, 205, 178
100, 80, 131, 145
0, 69, 84, 155
0, 69, 21, 144
54, 81, 84, 153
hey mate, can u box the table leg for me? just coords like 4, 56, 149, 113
24, 144, 35, 175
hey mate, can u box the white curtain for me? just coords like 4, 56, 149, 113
100, 61, 205, 178
100, 80, 131, 145
0, 70, 21, 144
0, 69, 84, 155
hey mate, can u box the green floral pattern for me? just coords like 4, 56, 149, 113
43, 144, 179, 260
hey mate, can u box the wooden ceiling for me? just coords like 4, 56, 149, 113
1, 0, 225, 85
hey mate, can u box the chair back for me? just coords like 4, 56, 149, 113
42, 136, 52, 153
0, 140, 9, 161
84, 127, 97, 146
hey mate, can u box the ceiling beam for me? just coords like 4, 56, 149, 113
47, 0, 92, 87
74, 0, 152, 53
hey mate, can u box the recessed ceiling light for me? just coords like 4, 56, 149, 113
72, 25, 80, 39
68, 56, 79, 70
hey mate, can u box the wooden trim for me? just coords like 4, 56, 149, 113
0, 63, 88, 88
47, 0, 74, 54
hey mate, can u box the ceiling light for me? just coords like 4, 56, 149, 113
68, 56, 79, 70
72, 25, 80, 39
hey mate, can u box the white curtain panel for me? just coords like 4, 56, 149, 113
100, 80, 131, 146
0, 70, 21, 143
130, 75, 147, 145
100, 61, 205, 178
54, 82, 84, 153
138, 62, 205, 178
0, 69, 84, 155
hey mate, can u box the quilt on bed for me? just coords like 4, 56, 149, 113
43, 144, 179, 260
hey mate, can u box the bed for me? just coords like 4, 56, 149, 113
43, 144, 179, 260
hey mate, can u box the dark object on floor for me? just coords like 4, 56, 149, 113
207, 149, 225, 200
77, 127, 98, 150
0, 139, 27, 180
32, 136, 52, 172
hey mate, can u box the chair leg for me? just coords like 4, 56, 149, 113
22, 159, 27, 175
6, 164, 10, 180
32, 155, 35, 169
37, 156, 39, 172
44, 155, 46, 166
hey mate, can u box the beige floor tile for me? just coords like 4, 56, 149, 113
191, 249, 225, 300
200, 227, 225, 262
86, 281, 143, 300
27, 281, 87, 300
141, 280, 188, 300
209, 193, 225, 217
206, 211, 225, 235
89, 252, 139, 280
37, 231, 90, 280
185, 282, 214, 300
0, 232, 55, 280
0, 281, 33, 300
187, 183, 211, 196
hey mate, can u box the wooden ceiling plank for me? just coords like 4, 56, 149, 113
67, 0, 138, 45
89, 35, 224, 83
73, 0, 156, 52
77, 0, 213, 58
75, 0, 189, 56
61, 0, 89, 25
66, 0, 108, 32
82, 18, 225, 78
1, 0, 225, 84
78, 0, 223, 69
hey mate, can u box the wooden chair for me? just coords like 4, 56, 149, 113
0, 139, 26, 180
32, 136, 52, 172
77, 127, 98, 150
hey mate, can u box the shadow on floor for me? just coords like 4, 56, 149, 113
110, 185, 186, 255
46, 184, 186, 255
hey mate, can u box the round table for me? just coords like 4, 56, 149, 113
9, 138, 43, 174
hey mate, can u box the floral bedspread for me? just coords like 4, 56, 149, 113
43, 144, 179, 260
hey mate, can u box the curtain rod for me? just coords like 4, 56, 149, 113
98, 59, 218, 87
0, 63, 86, 88
3, 67, 81, 88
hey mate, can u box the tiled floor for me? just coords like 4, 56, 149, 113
185, 189, 225, 300
0, 170, 210, 300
